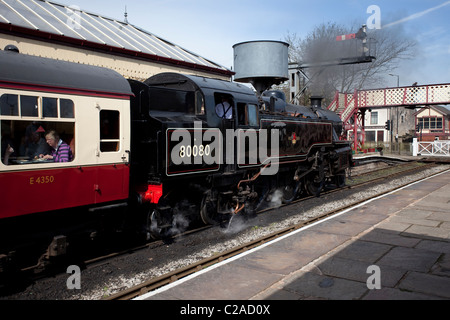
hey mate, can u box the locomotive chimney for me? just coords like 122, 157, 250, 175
310, 96, 323, 109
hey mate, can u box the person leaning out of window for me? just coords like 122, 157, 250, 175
39, 130, 73, 162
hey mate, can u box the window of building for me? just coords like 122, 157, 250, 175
377, 130, 384, 142
417, 117, 443, 131
366, 131, 375, 142
370, 111, 378, 125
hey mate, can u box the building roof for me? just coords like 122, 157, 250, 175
0, 0, 233, 77
433, 105, 450, 115
414, 105, 450, 116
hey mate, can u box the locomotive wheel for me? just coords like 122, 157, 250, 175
147, 209, 171, 240
335, 174, 346, 188
200, 191, 220, 225
281, 180, 302, 204
305, 173, 324, 197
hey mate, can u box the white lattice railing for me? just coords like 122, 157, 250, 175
358, 84, 450, 108
413, 139, 450, 157
327, 92, 339, 112
340, 94, 357, 122
328, 84, 450, 151
328, 92, 355, 113
328, 83, 450, 113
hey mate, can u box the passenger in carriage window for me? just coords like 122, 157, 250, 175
40, 130, 73, 163
1, 126, 15, 165
1, 143, 14, 165
24, 125, 51, 160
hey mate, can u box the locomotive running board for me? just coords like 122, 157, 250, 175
88, 202, 128, 212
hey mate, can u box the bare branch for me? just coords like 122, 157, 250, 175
285, 22, 417, 101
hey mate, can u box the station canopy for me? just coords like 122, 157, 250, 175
0, 0, 232, 76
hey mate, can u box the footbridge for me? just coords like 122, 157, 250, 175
327, 83, 450, 150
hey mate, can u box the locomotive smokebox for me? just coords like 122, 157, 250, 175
310, 96, 323, 109
233, 40, 289, 94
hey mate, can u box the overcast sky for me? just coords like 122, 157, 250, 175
53, 0, 450, 88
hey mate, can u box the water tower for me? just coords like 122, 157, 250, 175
233, 40, 289, 94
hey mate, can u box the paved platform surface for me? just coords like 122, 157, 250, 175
140, 170, 450, 300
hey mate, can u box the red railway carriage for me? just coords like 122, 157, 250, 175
0, 48, 133, 265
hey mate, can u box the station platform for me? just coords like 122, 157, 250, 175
139, 170, 450, 300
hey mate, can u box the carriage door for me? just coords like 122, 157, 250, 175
94, 105, 130, 204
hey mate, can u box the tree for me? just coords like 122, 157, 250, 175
285, 22, 417, 103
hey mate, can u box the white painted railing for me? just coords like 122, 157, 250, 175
413, 138, 450, 156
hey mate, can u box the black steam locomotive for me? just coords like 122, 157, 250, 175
128, 72, 352, 238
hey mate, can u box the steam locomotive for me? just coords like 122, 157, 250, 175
0, 46, 352, 274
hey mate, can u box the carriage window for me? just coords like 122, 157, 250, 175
1, 93, 76, 166
43, 97, 58, 118
100, 110, 120, 152
20, 96, 39, 117
1, 119, 75, 166
0, 94, 18, 116
60, 99, 75, 118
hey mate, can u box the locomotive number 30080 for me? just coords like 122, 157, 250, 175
179, 144, 211, 158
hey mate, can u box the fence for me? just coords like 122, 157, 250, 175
412, 138, 450, 157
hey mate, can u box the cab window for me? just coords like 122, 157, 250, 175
247, 104, 259, 127
237, 103, 259, 127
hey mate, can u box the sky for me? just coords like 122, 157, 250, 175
52, 0, 450, 89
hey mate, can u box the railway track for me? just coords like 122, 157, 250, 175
105, 160, 448, 300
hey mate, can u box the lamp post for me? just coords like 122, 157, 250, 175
389, 73, 399, 87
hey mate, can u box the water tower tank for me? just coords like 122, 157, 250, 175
233, 40, 289, 93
